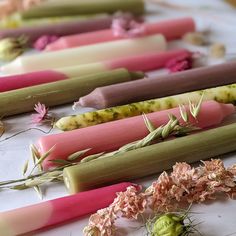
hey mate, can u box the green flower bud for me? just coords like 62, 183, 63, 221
152, 214, 184, 236
0, 36, 28, 61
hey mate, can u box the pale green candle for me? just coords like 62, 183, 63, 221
0, 69, 143, 117
63, 123, 236, 193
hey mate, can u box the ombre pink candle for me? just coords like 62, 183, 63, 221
0, 49, 190, 92
0, 182, 133, 236
46, 17, 195, 51
37, 101, 235, 170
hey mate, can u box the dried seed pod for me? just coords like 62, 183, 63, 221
183, 32, 206, 46
209, 43, 226, 58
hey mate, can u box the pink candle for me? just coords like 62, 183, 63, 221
37, 101, 235, 170
0, 49, 190, 92
0, 182, 133, 236
46, 17, 195, 51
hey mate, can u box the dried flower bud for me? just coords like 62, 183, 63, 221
0, 120, 4, 136
0, 36, 28, 61
183, 32, 206, 46
209, 43, 226, 58
152, 214, 184, 236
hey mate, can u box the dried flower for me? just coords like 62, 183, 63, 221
31, 102, 51, 124
112, 186, 147, 219
0, 120, 5, 137
166, 54, 193, 73
112, 15, 146, 38
209, 43, 226, 58
83, 207, 117, 236
0, 36, 28, 61
152, 213, 184, 236
183, 32, 206, 46
33, 35, 59, 51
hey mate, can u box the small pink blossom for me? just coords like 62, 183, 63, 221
166, 53, 193, 73
112, 16, 146, 38
112, 186, 147, 219
31, 102, 51, 124
34, 35, 59, 51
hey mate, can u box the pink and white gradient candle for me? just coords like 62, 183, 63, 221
0, 182, 133, 236
37, 101, 235, 170
0, 49, 190, 92
46, 17, 195, 51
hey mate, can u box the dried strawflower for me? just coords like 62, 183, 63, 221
33, 35, 59, 51
112, 186, 147, 219
31, 102, 52, 124
0, 36, 28, 61
166, 54, 193, 73
209, 43, 226, 58
183, 32, 206, 46
112, 14, 145, 38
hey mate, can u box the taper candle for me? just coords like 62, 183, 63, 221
0, 49, 189, 92
38, 101, 235, 169
0, 69, 144, 117
1, 34, 166, 74
0, 182, 133, 236
46, 17, 195, 51
56, 84, 236, 131
79, 61, 236, 109
63, 123, 236, 193
21, 0, 145, 19
0, 16, 113, 43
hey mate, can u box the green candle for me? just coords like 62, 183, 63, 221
0, 69, 143, 117
22, 0, 145, 19
63, 123, 236, 194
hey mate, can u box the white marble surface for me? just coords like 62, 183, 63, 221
0, 1, 236, 235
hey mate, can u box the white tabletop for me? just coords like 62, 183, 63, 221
0, 1, 236, 235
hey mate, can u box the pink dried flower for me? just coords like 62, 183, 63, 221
112, 186, 147, 219
34, 35, 59, 51
145, 172, 175, 212
83, 207, 117, 236
166, 53, 193, 73
112, 16, 146, 38
31, 102, 51, 124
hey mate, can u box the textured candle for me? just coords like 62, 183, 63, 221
56, 84, 236, 131
1, 34, 166, 74
38, 101, 235, 170
21, 0, 145, 19
0, 69, 144, 117
79, 61, 236, 109
63, 123, 236, 193
0, 49, 189, 92
46, 17, 195, 51
0, 182, 132, 236
0, 16, 113, 43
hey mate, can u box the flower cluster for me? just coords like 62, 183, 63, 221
84, 159, 236, 235
112, 14, 145, 38
33, 35, 59, 51
165, 53, 193, 73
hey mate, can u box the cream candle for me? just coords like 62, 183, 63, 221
38, 101, 235, 170
0, 49, 189, 92
46, 17, 195, 51
56, 84, 236, 131
0, 182, 133, 236
79, 61, 236, 109
0, 69, 144, 117
1, 34, 167, 74
63, 123, 236, 193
